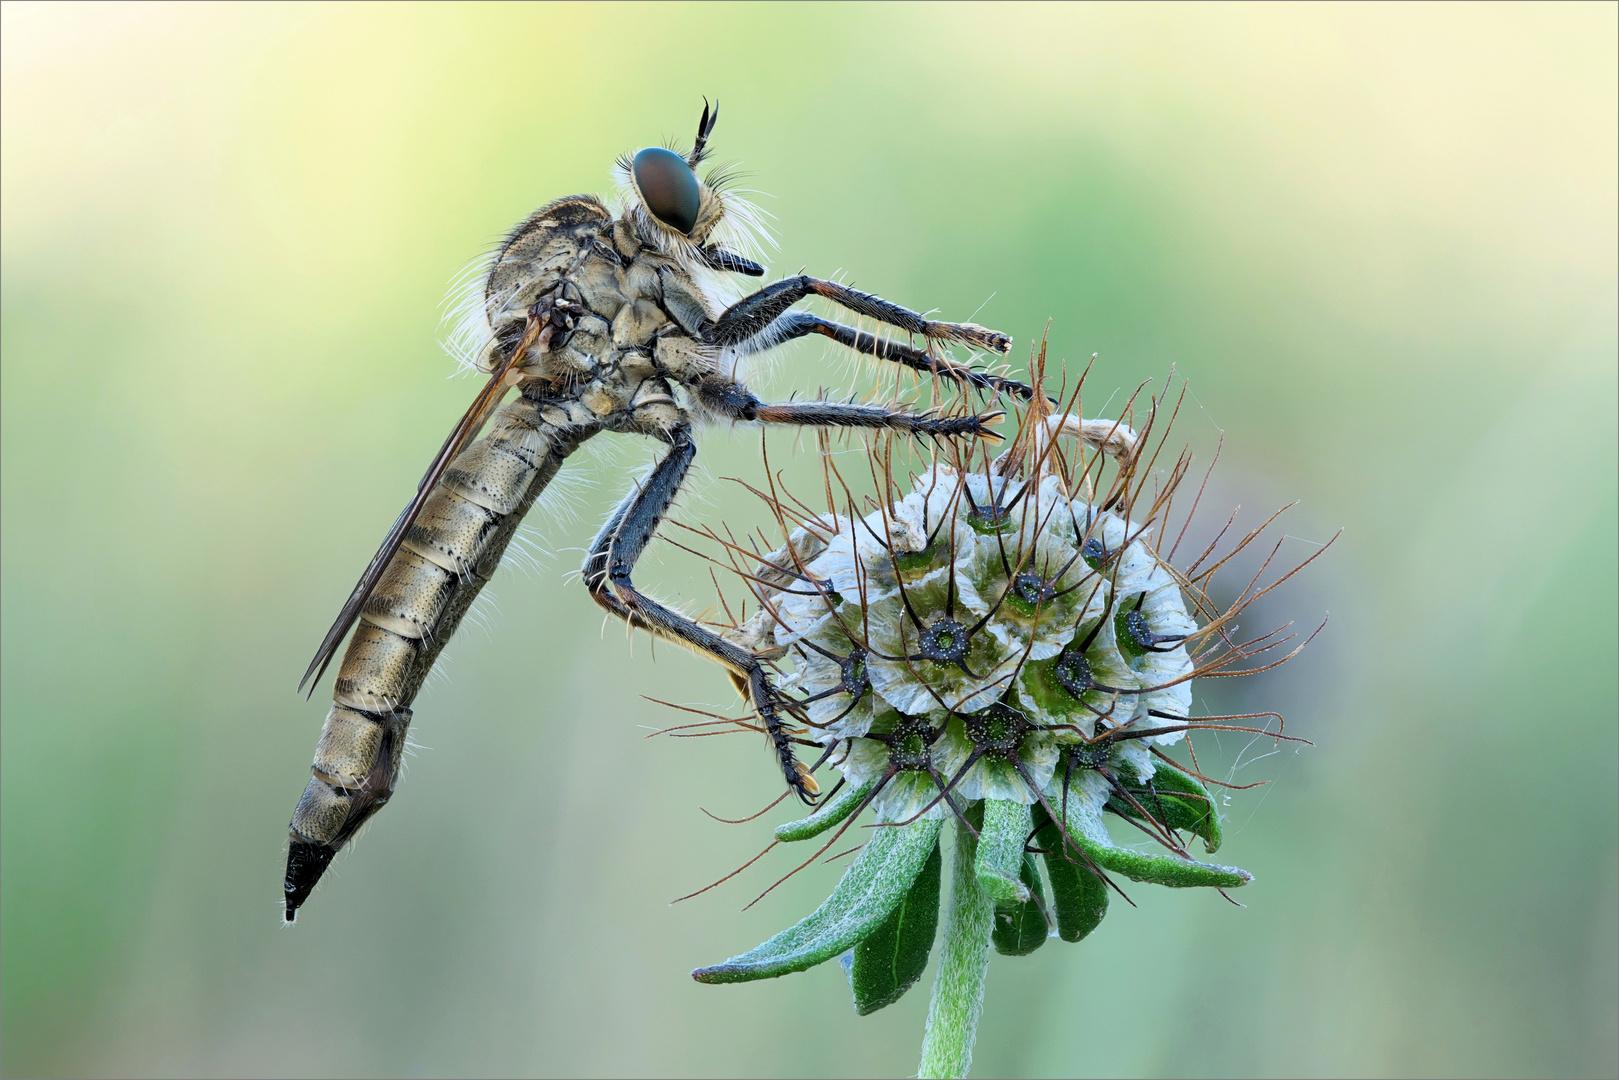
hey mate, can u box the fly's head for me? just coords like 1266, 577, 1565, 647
614, 100, 769, 264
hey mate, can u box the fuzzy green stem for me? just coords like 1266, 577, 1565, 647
918, 815, 994, 1079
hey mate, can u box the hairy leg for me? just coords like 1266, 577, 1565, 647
720, 311, 1037, 401
704, 275, 1012, 357
581, 426, 816, 800
696, 373, 1008, 436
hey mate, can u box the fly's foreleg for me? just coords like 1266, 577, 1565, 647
581, 426, 817, 802
751, 312, 1037, 401
705, 275, 1012, 356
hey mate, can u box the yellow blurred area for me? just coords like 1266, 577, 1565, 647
2, 3, 1614, 1077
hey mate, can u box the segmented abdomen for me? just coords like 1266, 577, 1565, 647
284, 393, 596, 917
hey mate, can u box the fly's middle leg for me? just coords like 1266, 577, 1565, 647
695, 375, 1007, 439
581, 426, 818, 802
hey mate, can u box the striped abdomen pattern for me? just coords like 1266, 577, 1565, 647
284, 393, 599, 913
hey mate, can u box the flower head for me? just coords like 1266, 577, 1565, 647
679, 357, 1331, 1046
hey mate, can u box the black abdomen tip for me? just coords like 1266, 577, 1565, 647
283, 841, 338, 922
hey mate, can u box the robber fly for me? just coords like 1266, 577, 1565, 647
282, 102, 1035, 921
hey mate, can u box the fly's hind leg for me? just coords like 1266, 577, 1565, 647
581, 424, 817, 801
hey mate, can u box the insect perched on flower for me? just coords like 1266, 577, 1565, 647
280, 101, 1030, 922
676, 349, 1331, 1077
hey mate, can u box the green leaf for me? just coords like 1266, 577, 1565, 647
692, 817, 943, 984
850, 833, 943, 1014
974, 798, 1033, 905
1035, 822, 1108, 942
1037, 800, 1251, 890
1085, 839, 1248, 888
991, 855, 1050, 956
1106, 760, 1223, 853
775, 778, 878, 842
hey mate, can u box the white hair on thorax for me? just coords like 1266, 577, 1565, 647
441, 247, 503, 376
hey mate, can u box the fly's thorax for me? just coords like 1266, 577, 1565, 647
499, 252, 715, 418
610, 298, 667, 348
627, 377, 683, 431
471, 183, 727, 411
571, 347, 673, 422
479, 197, 612, 360
478, 196, 646, 376
553, 254, 715, 421
619, 252, 664, 302
612, 219, 641, 261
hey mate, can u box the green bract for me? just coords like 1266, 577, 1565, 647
693, 818, 944, 984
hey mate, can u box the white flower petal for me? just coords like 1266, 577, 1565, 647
835, 736, 889, 790
1108, 738, 1156, 786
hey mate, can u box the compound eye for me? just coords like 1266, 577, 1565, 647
632, 147, 701, 235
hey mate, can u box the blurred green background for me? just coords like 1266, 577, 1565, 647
3, 3, 1614, 1077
